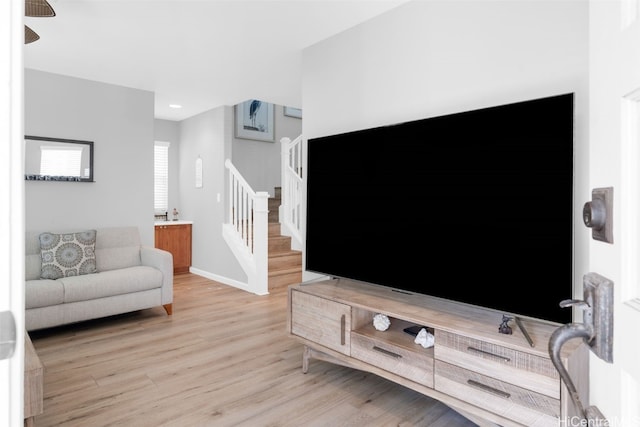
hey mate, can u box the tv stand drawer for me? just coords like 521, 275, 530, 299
435, 330, 559, 398
435, 360, 560, 427
351, 331, 434, 388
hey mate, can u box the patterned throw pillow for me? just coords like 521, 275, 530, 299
39, 230, 97, 280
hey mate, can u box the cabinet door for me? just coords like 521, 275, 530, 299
155, 224, 192, 273
290, 290, 351, 355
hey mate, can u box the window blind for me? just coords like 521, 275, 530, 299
154, 141, 170, 214
40, 146, 83, 176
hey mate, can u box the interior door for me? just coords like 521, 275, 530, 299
588, 0, 640, 423
0, 0, 24, 425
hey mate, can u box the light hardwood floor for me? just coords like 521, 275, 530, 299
30, 273, 478, 427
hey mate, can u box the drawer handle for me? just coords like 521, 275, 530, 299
340, 315, 346, 346
372, 346, 402, 359
466, 346, 510, 362
467, 379, 511, 399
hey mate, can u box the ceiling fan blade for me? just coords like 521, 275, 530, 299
25, 25, 40, 44
25, 0, 56, 17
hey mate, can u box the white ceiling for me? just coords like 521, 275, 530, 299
24, 0, 408, 121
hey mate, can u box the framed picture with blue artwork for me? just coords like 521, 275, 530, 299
235, 100, 275, 142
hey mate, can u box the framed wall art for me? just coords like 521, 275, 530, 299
235, 100, 275, 142
284, 106, 302, 119
24, 135, 94, 182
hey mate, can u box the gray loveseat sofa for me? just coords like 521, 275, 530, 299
25, 226, 173, 332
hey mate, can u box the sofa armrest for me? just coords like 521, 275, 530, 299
140, 246, 173, 305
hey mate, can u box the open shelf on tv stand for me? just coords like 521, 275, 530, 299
287, 278, 587, 427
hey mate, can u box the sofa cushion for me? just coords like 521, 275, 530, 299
25, 279, 64, 309
39, 230, 97, 279
25, 253, 42, 282
61, 266, 163, 303
95, 247, 141, 272
95, 227, 142, 271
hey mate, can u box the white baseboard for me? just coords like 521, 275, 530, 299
188, 267, 253, 294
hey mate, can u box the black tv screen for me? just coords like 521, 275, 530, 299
306, 93, 574, 325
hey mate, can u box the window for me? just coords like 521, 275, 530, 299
154, 141, 170, 214
40, 145, 83, 177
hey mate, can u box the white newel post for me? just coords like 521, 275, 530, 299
280, 137, 291, 186
280, 137, 290, 229
253, 191, 269, 295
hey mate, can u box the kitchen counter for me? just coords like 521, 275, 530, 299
154, 220, 193, 226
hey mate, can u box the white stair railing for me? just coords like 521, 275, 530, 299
279, 135, 303, 250
222, 159, 269, 295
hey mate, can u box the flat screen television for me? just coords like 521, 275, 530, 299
305, 93, 574, 325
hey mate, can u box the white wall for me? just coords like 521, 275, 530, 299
301, 0, 589, 292
232, 104, 302, 195
303, 0, 588, 138
178, 106, 247, 283
24, 69, 156, 245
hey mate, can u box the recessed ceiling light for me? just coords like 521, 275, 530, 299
169, 104, 182, 109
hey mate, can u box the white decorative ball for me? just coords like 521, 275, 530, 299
373, 313, 391, 331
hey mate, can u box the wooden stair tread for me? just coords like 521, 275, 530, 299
268, 248, 301, 256
269, 266, 303, 276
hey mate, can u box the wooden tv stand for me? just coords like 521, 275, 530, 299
287, 279, 587, 427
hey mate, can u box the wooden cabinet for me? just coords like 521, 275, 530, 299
288, 279, 587, 427
155, 223, 192, 273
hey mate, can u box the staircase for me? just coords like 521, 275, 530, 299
223, 137, 303, 295
268, 187, 302, 289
